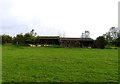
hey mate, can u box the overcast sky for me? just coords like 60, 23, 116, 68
0, 0, 119, 39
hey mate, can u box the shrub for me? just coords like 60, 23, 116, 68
94, 36, 107, 49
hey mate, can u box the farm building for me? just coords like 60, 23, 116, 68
38, 36, 60, 46
38, 36, 94, 48
60, 38, 93, 48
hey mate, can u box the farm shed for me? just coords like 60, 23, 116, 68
37, 36, 94, 48
38, 36, 60, 46
60, 38, 94, 48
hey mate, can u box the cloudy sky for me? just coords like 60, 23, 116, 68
0, 0, 119, 39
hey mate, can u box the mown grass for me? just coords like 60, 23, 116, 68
2, 45, 119, 82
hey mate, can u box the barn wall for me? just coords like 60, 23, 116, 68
60, 40, 93, 48
38, 37, 94, 48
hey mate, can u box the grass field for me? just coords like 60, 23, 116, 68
2, 45, 119, 82
0, 45, 2, 83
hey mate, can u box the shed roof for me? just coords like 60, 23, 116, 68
39, 36, 60, 39
60, 38, 93, 41
38, 36, 93, 41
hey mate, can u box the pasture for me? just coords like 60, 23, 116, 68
2, 45, 119, 82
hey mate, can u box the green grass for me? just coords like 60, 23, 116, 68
0, 45, 2, 83
2, 45, 119, 82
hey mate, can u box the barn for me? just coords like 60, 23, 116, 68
60, 38, 93, 48
38, 36, 94, 48
38, 36, 60, 46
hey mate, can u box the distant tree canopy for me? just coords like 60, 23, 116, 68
1, 28, 120, 48
113, 37, 120, 47
94, 36, 107, 49
103, 27, 120, 47
12, 33, 24, 45
0, 35, 2, 44
1, 34, 12, 44
103, 27, 120, 42
13, 29, 37, 45
81, 31, 90, 38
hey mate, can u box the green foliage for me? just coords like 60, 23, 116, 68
94, 36, 107, 49
0, 44, 1, 83
1, 34, 12, 44
2, 45, 118, 82
103, 27, 120, 47
113, 37, 120, 47
12, 33, 24, 45
1, 28, 119, 49
13, 29, 37, 45
0, 35, 2, 44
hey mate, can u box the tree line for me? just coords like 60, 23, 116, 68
0, 29, 38, 46
0, 27, 120, 49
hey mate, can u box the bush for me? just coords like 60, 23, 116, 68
94, 36, 107, 49
113, 37, 120, 47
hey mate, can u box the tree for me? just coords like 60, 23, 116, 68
103, 32, 112, 43
35, 36, 41, 44
94, 36, 107, 49
103, 27, 120, 47
113, 37, 120, 47
81, 31, 90, 38
24, 29, 36, 45
13, 29, 37, 45
103, 27, 120, 42
24, 33, 34, 44
109, 27, 120, 40
12, 33, 24, 45
2, 34, 12, 44
30, 29, 37, 36
0, 35, 2, 44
